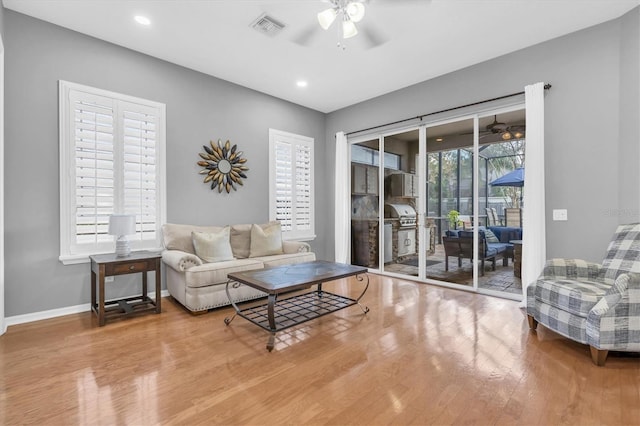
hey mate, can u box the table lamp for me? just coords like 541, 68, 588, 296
108, 214, 136, 257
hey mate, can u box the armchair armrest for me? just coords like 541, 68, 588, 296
587, 272, 640, 349
282, 241, 311, 254
162, 249, 203, 272
541, 258, 603, 281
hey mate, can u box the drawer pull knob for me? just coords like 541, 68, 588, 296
129, 265, 135, 270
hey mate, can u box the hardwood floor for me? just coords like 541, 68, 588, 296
1, 274, 639, 425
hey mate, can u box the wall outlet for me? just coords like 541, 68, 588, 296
553, 209, 568, 221
105, 276, 114, 282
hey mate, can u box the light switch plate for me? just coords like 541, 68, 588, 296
553, 209, 568, 221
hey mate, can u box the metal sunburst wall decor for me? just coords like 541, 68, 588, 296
197, 139, 249, 193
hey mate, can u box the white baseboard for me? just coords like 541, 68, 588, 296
4, 290, 170, 329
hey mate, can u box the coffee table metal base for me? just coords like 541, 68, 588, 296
224, 275, 369, 351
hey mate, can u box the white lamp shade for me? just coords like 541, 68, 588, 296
318, 8, 337, 30
108, 214, 136, 236
346, 2, 365, 23
342, 20, 358, 39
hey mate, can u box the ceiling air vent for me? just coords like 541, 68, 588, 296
250, 14, 286, 37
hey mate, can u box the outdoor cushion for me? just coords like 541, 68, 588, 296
485, 246, 498, 257
484, 228, 500, 243
488, 242, 510, 253
488, 226, 522, 243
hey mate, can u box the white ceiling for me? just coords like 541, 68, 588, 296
4, 0, 639, 113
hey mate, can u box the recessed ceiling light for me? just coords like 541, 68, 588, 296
134, 15, 151, 26
296, 80, 308, 88
436, 138, 444, 142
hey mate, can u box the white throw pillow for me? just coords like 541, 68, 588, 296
191, 227, 235, 263
249, 222, 284, 257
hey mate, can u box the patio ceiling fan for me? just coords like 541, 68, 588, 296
462, 115, 526, 140
294, 0, 430, 49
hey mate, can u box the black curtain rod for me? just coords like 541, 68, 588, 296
345, 83, 552, 137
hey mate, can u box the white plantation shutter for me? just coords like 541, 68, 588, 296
269, 129, 315, 241
59, 81, 166, 264
73, 93, 115, 249
121, 105, 158, 244
274, 141, 293, 230
294, 143, 312, 232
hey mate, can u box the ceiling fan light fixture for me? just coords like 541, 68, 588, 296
514, 131, 524, 139
502, 132, 513, 140
342, 19, 358, 39
346, 2, 365, 23
318, 8, 338, 30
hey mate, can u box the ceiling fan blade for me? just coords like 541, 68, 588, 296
292, 24, 320, 47
460, 130, 491, 136
360, 24, 389, 49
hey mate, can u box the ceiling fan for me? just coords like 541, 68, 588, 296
295, 0, 429, 49
317, 1, 367, 39
460, 115, 526, 140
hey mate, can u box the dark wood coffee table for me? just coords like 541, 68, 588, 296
224, 260, 369, 351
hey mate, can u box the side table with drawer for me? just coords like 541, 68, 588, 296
89, 251, 162, 326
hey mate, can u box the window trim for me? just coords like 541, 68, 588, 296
59, 80, 166, 265
268, 128, 315, 242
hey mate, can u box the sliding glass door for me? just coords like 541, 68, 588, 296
379, 129, 420, 278
476, 109, 526, 297
350, 138, 381, 269
347, 105, 526, 300
424, 118, 476, 288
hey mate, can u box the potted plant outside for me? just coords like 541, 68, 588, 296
447, 210, 461, 230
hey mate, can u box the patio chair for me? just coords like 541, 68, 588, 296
504, 208, 522, 227
485, 207, 500, 226
526, 223, 640, 366
442, 230, 508, 276
458, 215, 472, 229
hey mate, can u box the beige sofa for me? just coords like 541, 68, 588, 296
161, 222, 316, 313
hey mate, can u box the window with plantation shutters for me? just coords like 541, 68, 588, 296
59, 81, 166, 264
269, 129, 315, 241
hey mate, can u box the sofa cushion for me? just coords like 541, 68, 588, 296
162, 223, 224, 255
184, 259, 264, 288
230, 224, 252, 259
249, 222, 284, 257
192, 227, 235, 263
253, 252, 316, 268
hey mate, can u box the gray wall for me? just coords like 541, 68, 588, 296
618, 7, 640, 224
4, 11, 327, 317
326, 6, 639, 263
0, 6, 4, 38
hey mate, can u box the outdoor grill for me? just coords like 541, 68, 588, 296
384, 203, 417, 228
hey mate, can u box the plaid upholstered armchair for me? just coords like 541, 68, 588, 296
526, 223, 640, 366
